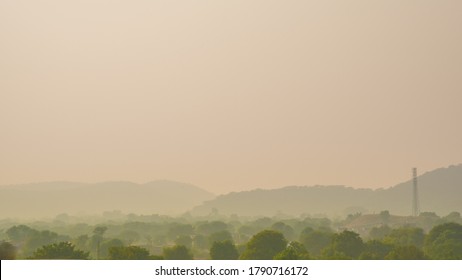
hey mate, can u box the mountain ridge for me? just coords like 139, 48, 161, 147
191, 164, 462, 217
0, 180, 214, 219
1, 164, 460, 219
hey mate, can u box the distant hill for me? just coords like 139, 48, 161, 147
191, 164, 462, 217
2, 165, 460, 219
0, 180, 214, 219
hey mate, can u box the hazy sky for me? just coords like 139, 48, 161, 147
1, 1, 461, 194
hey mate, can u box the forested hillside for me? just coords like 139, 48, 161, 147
192, 165, 462, 217
0, 180, 214, 218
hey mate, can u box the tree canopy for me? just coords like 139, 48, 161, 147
240, 230, 287, 260
299, 227, 332, 257
0, 241, 17, 260
424, 222, 462, 259
274, 241, 310, 260
210, 240, 239, 260
108, 245, 154, 260
3, 214, 462, 260
322, 230, 364, 259
359, 240, 393, 260
163, 245, 193, 260
30, 242, 89, 259
385, 245, 426, 260
383, 227, 424, 248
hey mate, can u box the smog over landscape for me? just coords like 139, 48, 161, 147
1, 1, 461, 261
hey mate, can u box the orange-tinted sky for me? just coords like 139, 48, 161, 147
1, 1, 461, 194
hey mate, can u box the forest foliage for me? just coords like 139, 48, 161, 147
1, 211, 461, 260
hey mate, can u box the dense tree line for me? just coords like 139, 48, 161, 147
1, 212, 461, 260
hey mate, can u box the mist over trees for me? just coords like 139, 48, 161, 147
1, 210, 462, 260
1, 165, 461, 260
